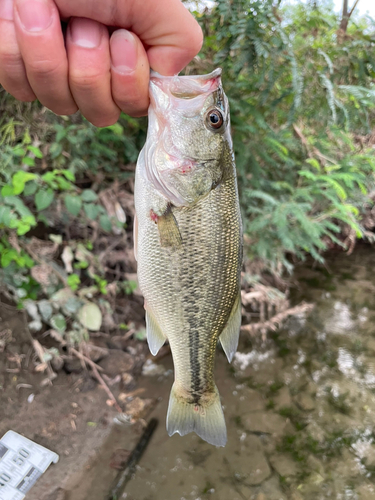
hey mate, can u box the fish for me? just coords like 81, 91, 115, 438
134, 68, 243, 447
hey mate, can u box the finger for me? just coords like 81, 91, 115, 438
0, 0, 35, 101
13, 0, 77, 115
53, 0, 203, 75
110, 30, 149, 117
66, 17, 120, 127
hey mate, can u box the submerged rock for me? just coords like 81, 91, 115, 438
243, 411, 289, 435
269, 453, 298, 477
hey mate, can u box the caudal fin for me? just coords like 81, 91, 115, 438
166, 383, 227, 447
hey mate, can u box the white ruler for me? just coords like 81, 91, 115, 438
0, 431, 59, 500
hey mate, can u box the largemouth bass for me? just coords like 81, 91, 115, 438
134, 69, 243, 447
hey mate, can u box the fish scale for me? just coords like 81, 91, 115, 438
134, 69, 243, 446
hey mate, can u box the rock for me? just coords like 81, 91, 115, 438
304, 421, 326, 443
243, 411, 289, 435
306, 455, 325, 476
269, 453, 298, 477
259, 476, 288, 500
255, 494, 266, 500
121, 373, 136, 390
273, 386, 292, 410
357, 483, 375, 499
141, 359, 166, 376
50, 355, 64, 372
290, 492, 303, 500
98, 350, 134, 377
294, 392, 315, 411
236, 388, 266, 413
205, 435, 271, 487
63, 357, 84, 374
125, 397, 153, 419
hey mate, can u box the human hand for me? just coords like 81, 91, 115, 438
0, 0, 203, 126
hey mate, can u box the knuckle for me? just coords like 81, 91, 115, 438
69, 71, 104, 91
27, 58, 66, 79
0, 50, 23, 69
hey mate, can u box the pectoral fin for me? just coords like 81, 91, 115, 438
146, 310, 167, 356
220, 292, 241, 363
157, 207, 182, 248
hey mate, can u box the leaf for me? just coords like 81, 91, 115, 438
1, 185, 14, 197
23, 181, 38, 196
84, 203, 100, 220
38, 300, 53, 322
35, 188, 54, 211
0, 206, 12, 226
99, 214, 112, 232
23, 157, 35, 167
50, 314, 67, 333
27, 145, 43, 158
67, 274, 80, 291
65, 194, 82, 216
81, 189, 98, 202
77, 302, 102, 331
12, 171, 37, 195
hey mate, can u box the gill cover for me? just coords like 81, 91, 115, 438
143, 69, 231, 207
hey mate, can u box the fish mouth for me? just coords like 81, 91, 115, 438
150, 69, 222, 100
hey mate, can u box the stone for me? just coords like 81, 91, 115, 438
294, 393, 315, 411
273, 386, 292, 410
243, 411, 289, 435
306, 455, 325, 476
259, 476, 288, 500
237, 388, 266, 413
357, 483, 375, 500
98, 349, 134, 377
255, 494, 266, 500
63, 357, 84, 374
125, 397, 153, 419
304, 421, 326, 443
269, 453, 298, 477
205, 435, 271, 486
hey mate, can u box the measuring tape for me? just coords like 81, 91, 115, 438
0, 431, 59, 500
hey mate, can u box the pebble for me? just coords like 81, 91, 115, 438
98, 350, 135, 377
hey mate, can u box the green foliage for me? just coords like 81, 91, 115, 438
196, 0, 375, 272
1, 0, 375, 343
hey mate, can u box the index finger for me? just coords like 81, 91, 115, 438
53, 0, 203, 75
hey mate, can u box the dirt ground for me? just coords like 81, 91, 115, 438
0, 299, 154, 500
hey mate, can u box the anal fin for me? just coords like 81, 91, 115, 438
220, 291, 241, 363
146, 310, 167, 356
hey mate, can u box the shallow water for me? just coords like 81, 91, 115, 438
121, 246, 375, 500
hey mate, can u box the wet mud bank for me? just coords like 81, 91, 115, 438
4, 244, 375, 500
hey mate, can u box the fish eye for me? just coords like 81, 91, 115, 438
206, 109, 224, 131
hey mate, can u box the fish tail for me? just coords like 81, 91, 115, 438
166, 383, 227, 447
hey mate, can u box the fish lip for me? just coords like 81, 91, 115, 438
150, 68, 222, 82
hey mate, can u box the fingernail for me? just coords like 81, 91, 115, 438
16, 0, 52, 32
0, 0, 14, 21
110, 30, 137, 74
70, 18, 102, 49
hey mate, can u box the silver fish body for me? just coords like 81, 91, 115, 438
134, 69, 243, 446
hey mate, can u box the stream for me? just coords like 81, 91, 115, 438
85, 245, 375, 500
